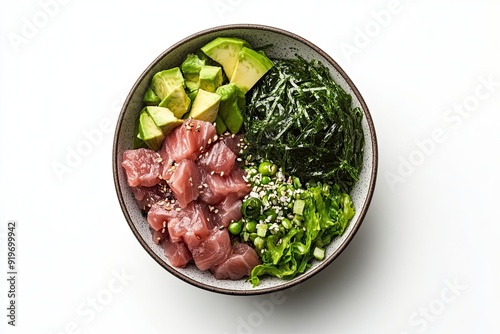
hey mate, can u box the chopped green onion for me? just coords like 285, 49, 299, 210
256, 223, 267, 237
242, 197, 262, 219
313, 247, 325, 261
293, 199, 305, 215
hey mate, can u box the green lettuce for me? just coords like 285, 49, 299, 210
248, 183, 356, 286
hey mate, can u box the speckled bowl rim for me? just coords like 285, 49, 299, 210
113, 24, 378, 296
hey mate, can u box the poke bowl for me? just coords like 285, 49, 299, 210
113, 24, 378, 295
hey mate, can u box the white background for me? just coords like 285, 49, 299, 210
1, 0, 499, 333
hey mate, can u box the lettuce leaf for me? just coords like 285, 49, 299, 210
248, 183, 356, 286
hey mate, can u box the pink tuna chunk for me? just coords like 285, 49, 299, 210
212, 194, 243, 228
190, 227, 232, 271
159, 119, 217, 164
130, 181, 171, 211
152, 228, 168, 245
168, 159, 202, 208
147, 200, 185, 231
220, 133, 245, 155
199, 165, 251, 205
211, 243, 261, 280
197, 141, 236, 176
167, 203, 212, 249
122, 148, 162, 187
162, 237, 192, 268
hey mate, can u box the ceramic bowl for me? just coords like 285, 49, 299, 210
113, 24, 378, 295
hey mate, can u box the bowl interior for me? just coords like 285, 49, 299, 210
113, 25, 377, 295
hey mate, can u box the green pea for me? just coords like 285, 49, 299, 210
261, 176, 271, 185
228, 221, 242, 235
245, 220, 257, 233
258, 161, 278, 176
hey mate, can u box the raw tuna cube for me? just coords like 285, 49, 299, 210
211, 243, 261, 280
168, 159, 202, 208
190, 227, 232, 271
147, 200, 184, 231
220, 133, 245, 155
197, 141, 237, 176
130, 181, 171, 211
159, 119, 217, 164
212, 193, 243, 228
162, 237, 192, 268
152, 228, 168, 245
199, 165, 251, 204
122, 148, 162, 187
168, 203, 212, 249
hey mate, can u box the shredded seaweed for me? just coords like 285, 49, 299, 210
244, 56, 365, 192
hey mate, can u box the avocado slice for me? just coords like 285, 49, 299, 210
215, 83, 245, 133
230, 47, 274, 93
137, 109, 165, 151
185, 80, 199, 92
181, 53, 206, 82
201, 37, 250, 80
143, 87, 161, 106
150, 67, 184, 100
145, 106, 183, 135
187, 89, 198, 102
189, 89, 221, 123
215, 114, 227, 135
223, 102, 244, 134
198, 65, 223, 93
158, 84, 191, 118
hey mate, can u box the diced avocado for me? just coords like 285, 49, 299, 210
201, 37, 250, 80
185, 80, 199, 92
145, 106, 183, 135
215, 114, 227, 135
223, 101, 244, 134
215, 83, 244, 118
215, 83, 245, 133
137, 109, 165, 151
187, 89, 198, 102
198, 65, 223, 93
158, 84, 191, 118
230, 47, 274, 93
133, 118, 148, 149
143, 87, 161, 106
181, 53, 206, 82
150, 67, 184, 100
189, 89, 221, 123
